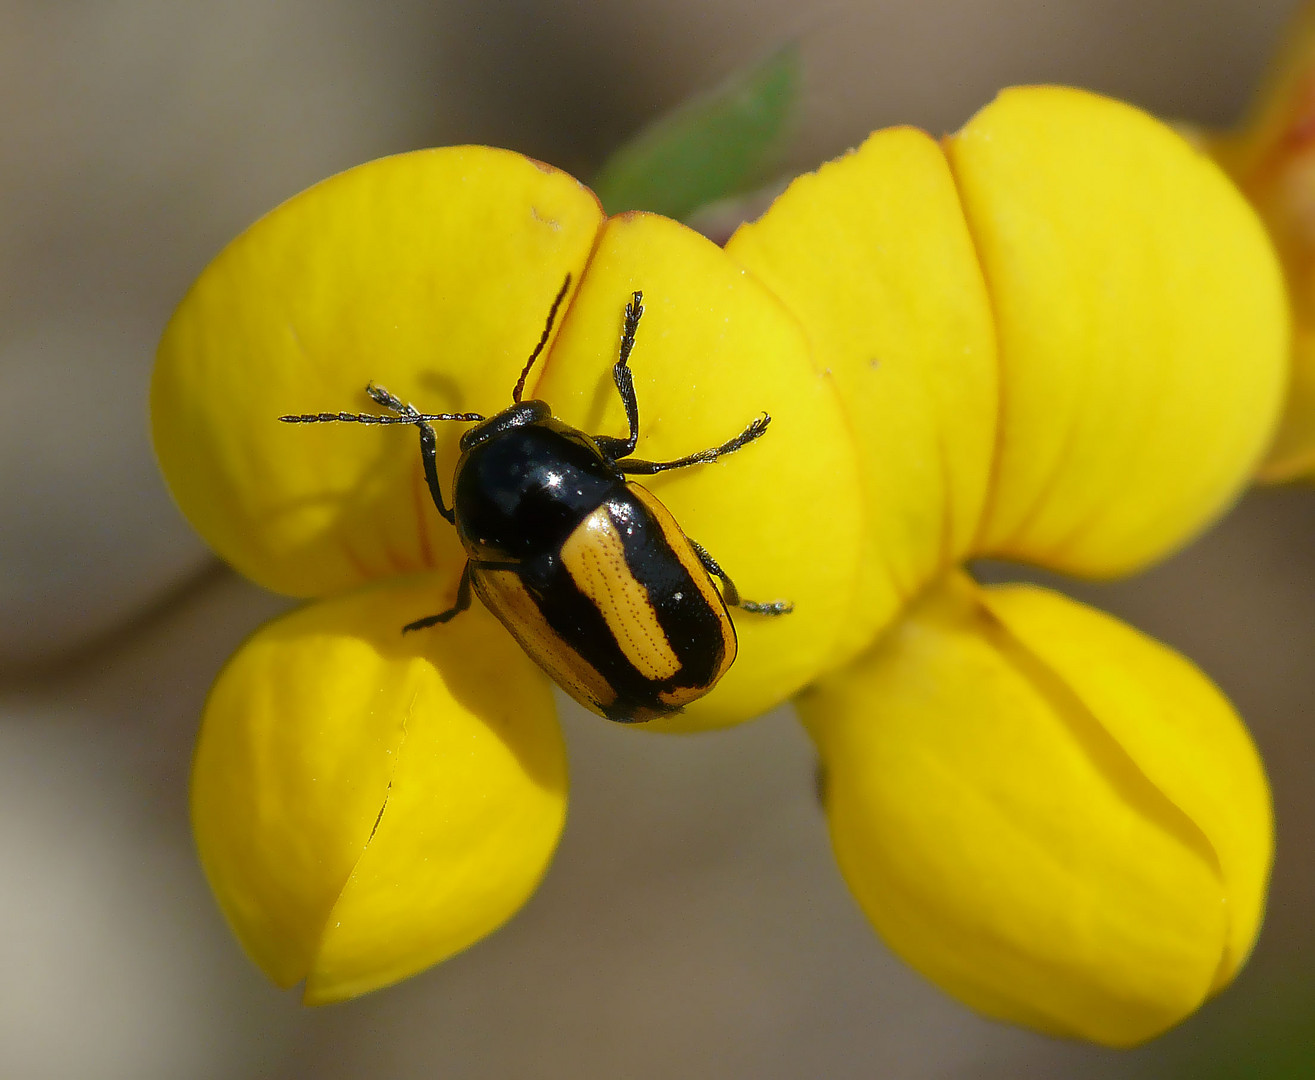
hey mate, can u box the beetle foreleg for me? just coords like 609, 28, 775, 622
619, 413, 771, 476
688, 538, 793, 616
279, 382, 486, 527
365, 383, 410, 413
415, 418, 455, 524
364, 383, 458, 525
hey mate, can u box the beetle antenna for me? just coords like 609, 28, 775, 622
281, 382, 484, 425
279, 411, 485, 425
511, 273, 572, 404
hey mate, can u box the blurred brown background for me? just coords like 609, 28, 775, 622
1, 1, 1311, 1077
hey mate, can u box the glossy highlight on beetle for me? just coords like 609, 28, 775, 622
280, 278, 792, 722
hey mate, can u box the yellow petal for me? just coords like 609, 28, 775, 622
154, 147, 604, 597
979, 584, 1272, 991
726, 126, 997, 654
947, 87, 1288, 574
799, 572, 1272, 1046
191, 575, 566, 1002
533, 211, 864, 729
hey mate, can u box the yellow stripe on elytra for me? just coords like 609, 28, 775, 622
560, 508, 682, 681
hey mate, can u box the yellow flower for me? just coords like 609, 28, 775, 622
154, 87, 1284, 1034
154, 146, 864, 1000
728, 86, 1283, 1045
1208, 0, 1315, 479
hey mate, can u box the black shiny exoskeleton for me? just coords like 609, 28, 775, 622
281, 277, 791, 721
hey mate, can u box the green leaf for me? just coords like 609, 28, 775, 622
592, 44, 800, 220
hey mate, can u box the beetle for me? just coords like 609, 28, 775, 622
280, 276, 791, 722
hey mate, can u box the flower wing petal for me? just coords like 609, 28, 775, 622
154, 147, 604, 597
726, 126, 997, 650
191, 575, 565, 999
947, 87, 1288, 574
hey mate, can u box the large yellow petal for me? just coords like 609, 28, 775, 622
191, 575, 566, 1002
947, 87, 1288, 574
725, 127, 997, 661
533, 212, 864, 729
799, 572, 1272, 1046
154, 147, 604, 598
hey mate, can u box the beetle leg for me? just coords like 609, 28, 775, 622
364, 383, 457, 525
687, 538, 793, 615
414, 417, 456, 524
365, 383, 410, 413
618, 413, 771, 476
280, 383, 487, 528
400, 559, 524, 633
594, 291, 643, 461
403, 562, 473, 632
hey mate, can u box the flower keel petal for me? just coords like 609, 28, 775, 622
979, 584, 1272, 990
191, 575, 566, 1000
799, 572, 1272, 1046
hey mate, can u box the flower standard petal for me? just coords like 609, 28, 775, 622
798, 572, 1272, 1047
533, 211, 864, 729
947, 87, 1288, 575
154, 147, 604, 599
191, 575, 566, 1002
725, 126, 998, 654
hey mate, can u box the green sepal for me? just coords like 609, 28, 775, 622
592, 45, 800, 220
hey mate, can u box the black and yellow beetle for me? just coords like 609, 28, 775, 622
281, 277, 791, 722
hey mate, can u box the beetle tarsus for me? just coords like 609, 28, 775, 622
737, 598, 794, 616
366, 382, 411, 414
